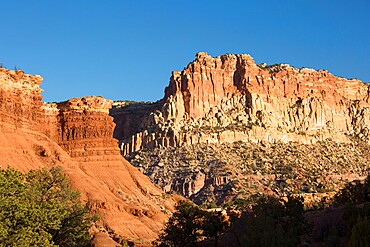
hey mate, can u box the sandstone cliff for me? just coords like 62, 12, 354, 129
111, 52, 370, 205
115, 52, 370, 156
0, 68, 43, 129
0, 68, 178, 245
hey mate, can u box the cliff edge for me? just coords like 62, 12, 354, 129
0, 68, 178, 245
116, 52, 370, 155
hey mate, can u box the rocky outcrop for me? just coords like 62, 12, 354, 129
116, 52, 370, 155
0, 68, 58, 171
0, 68, 178, 245
0, 68, 43, 129
56, 97, 118, 158
55, 96, 179, 243
110, 101, 157, 141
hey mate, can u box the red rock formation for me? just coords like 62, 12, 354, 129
0, 68, 43, 129
163, 52, 254, 119
56, 96, 178, 243
0, 68, 178, 245
118, 52, 370, 155
0, 68, 57, 171
164, 52, 369, 120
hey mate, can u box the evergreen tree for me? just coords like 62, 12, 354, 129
156, 200, 228, 247
334, 175, 370, 205
0, 167, 96, 247
349, 216, 370, 247
239, 195, 310, 247
156, 200, 206, 247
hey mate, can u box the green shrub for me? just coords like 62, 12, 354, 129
0, 167, 96, 247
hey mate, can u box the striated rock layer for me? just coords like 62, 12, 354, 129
116, 52, 370, 156
110, 52, 370, 202
0, 68, 178, 245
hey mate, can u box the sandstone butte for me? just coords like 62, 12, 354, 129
0, 68, 180, 246
115, 52, 370, 155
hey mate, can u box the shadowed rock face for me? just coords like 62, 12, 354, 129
0, 68, 178, 245
116, 52, 370, 156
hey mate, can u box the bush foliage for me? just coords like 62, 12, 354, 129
0, 167, 96, 247
156, 175, 370, 246
155, 200, 228, 247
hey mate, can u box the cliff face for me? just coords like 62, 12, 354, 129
0, 68, 177, 245
117, 52, 370, 155
55, 97, 178, 243
0, 68, 57, 171
57, 97, 117, 158
111, 52, 370, 202
0, 68, 43, 128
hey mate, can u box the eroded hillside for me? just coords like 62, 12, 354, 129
127, 140, 370, 206
0, 68, 178, 246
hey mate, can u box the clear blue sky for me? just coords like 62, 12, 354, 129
1, 0, 369, 103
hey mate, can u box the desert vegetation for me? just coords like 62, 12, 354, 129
128, 140, 370, 206
156, 175, 370, 246
0, 167, 96, 247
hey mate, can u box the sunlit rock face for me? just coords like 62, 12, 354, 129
0, 68, 43, 129
0, 68, 178, 245
114, 52, 370, 155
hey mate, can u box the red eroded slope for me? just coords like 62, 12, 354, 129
0, 68, 178, 245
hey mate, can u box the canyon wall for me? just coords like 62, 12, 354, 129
116, 52, 370, 155
0, 68, 178, 245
